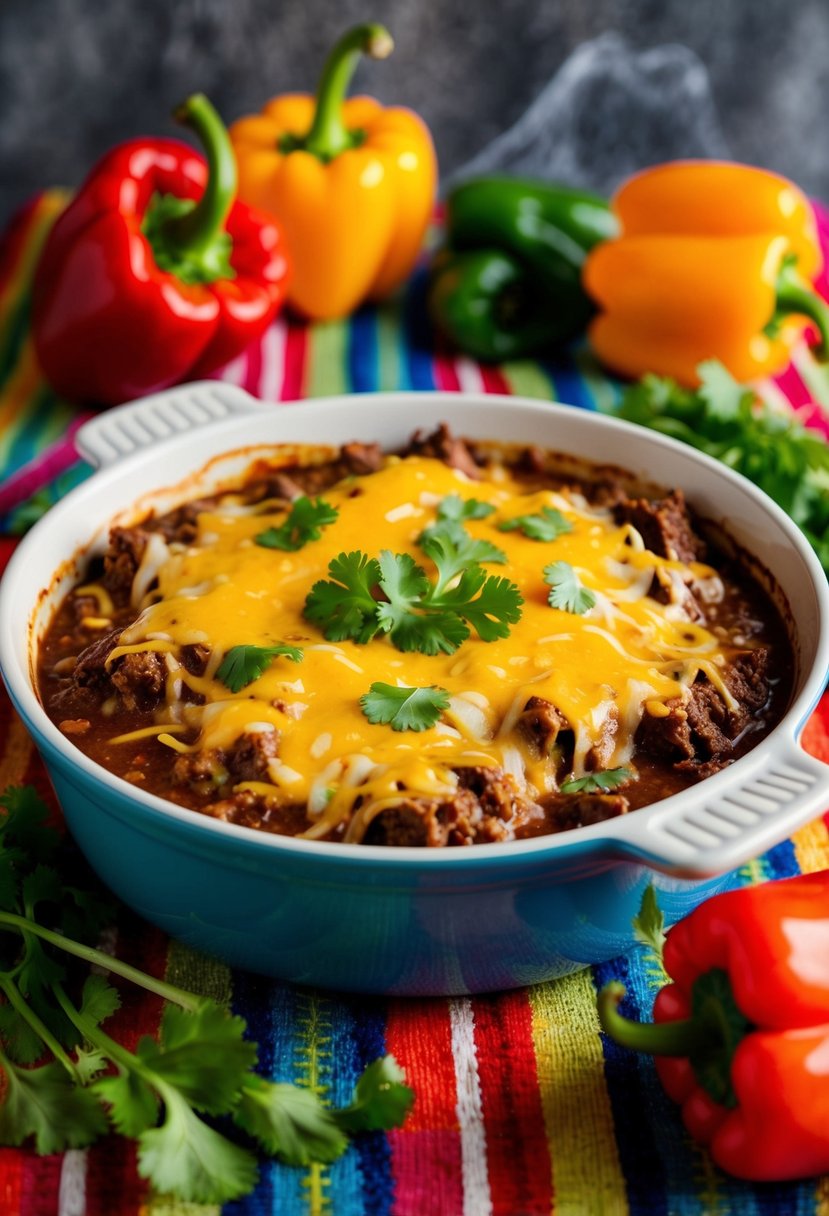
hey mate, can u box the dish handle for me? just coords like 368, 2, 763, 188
610, 737, 829, 877
75, 382, 268, 470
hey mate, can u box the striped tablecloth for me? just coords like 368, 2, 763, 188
0, 192, 828, 1216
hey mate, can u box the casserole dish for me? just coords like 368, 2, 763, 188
1, 382, 827, 995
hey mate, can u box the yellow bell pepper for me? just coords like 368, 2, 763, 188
230, 24, 437, 320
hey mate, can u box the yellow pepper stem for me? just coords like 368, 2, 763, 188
294, 23, 394, 161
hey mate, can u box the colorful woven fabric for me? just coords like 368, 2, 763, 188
0, 192, 828, 1215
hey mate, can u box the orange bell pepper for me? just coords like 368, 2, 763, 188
230, 23, 437, 320
583, 160, 829, 385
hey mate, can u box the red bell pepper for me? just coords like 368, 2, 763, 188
598, 872, 829, 1181
32, 94, 289, 406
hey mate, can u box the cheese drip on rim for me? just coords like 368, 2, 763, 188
113, 455, 744, 823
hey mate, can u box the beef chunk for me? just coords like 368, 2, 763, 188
172, 749, 228, 792
262, 471, 305, 501
362, 786, 512, 847
225, 729, 280, 783
181, 643, 211, 676
518, 696, 569, 756
103, 526, 148, 595
71, 627, 121, 692
110, 650, 166, 712
155, 500, 214, 545
613, 489, 704, 563
405, 423, 481, 480
341, 441, 384, 475
540, 791, 630, 831
637, 647, 771, 772
454, 765, 516, 821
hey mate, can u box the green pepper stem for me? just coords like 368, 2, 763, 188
163, 92, 237, 255
302, 24, 393, 160
775, 258, 829, 358
0, 910, 201, 1012
597, 981, 715, 1056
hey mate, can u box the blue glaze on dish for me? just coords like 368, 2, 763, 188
18, 692, 736, 996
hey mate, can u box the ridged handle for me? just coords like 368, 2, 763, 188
75, 382, 267, 470
615, 739, 829, 877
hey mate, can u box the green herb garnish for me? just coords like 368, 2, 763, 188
560, 767, 632, 794
632, 883, 667, 963
433, 493, 495, 523
305, 547, 523, 655
498, 506, 573, 542
255, 496, 339, 552
0, 786, 414, 1202
617, 359, 829, 576
360, 682, 450, 731
543, 561, 596, 614
216, 643, 303, 692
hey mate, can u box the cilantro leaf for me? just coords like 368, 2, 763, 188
94, 1068, 159, 1137
0, 1057, 109, 1153
435, 493, 495, 523
136, 1002, 257, 1114
333, 1055, 414, 1133
216, 643, 303, 693
360, 682, 450, 732
498, 505, 573, 542
305, 551, 383, 644
0, 1002, 52, 1066
419, 522, 507, 594
255, 496, 338, 551
430, 567, 524, 641
374, 550, 432, 647
80, 974, 121, 1028
632, 884, 667, 963
0, 786, 59, 863
235, 1074, 347, 1165
560, 768, 632, 794
137, 1087, 259, 1204
543, 561, 596, 614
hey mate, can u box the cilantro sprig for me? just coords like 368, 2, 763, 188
560, 767, 632, 794
0, 787, 414, 1202
617, 359, 829, 576
360, 682, 450, 731
255, 496, 338, 552
216, 643, 303, 692
543, 561, 596, 614
498, 505, 573, 542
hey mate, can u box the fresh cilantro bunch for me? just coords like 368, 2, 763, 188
305, 495, 523, 655
618, 360, 829, 577
0, 787, 413, 1203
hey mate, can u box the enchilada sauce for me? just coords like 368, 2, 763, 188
37, 428, 793, 846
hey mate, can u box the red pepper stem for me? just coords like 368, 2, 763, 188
165, 93, 237, 255
775, 259, 829, 357
597, 982, 716, 1056
302, 23, 393, 160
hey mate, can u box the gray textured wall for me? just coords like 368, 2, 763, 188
2, 0, 829, 222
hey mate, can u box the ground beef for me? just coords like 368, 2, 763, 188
102, 525, 148, 596
405, 423, 481, 480
518, 697, 569, 756
454, 765, 516, 821
172, 749, 228, 792
225, 729, 280, 783
540, 791, 630, 831
637, 647, 770, 773
110, 650, 166, 712
613, 489, 704, 563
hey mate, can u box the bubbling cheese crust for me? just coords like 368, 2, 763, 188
102, 451, 738, 839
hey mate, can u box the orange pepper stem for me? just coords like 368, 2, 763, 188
775, 258, 829, 357
299, 23, 394, 161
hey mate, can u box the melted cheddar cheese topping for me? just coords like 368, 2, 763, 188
109, 453, 735, 837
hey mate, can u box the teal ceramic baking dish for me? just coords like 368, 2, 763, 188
1, 383, 827, 995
